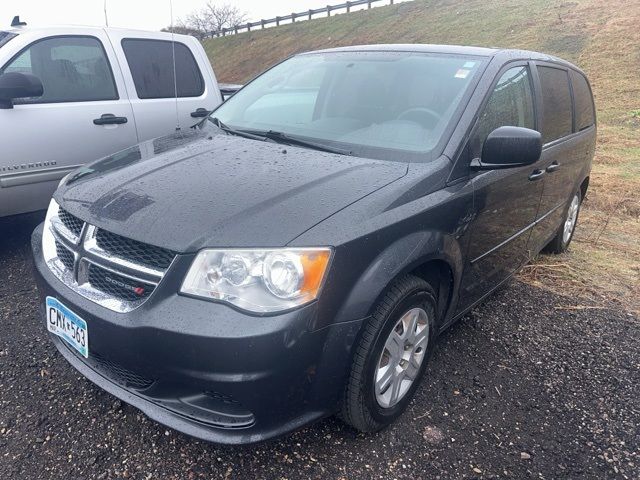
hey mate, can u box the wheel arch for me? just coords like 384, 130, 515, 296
334, 230, 464, 329
580, 175, 589, 200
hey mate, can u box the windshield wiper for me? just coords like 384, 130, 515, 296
208, 117, 271, 142
253, 130, 352, 156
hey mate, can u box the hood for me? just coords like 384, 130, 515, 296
56, 130, 407, 252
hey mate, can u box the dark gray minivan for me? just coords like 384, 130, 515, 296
32, 45, 595, 444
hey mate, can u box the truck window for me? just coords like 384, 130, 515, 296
1, 36, 117, 104
472, 65, 535, 153
537, 66, 573, 143
121, 39, 204, 99
570, 70, 595, 131
0, 31, 17, 49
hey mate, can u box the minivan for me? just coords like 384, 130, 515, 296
32, 45, 595, 444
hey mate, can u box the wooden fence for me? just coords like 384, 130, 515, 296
208, 0, 400, 37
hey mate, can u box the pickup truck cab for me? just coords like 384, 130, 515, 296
0, 23, 222, 217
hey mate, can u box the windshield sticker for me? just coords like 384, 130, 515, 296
463, 61, 476, 69
455, 69, 471, 79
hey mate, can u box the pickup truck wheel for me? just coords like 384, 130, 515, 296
544, 189, 582, 254
340, 275, 437, 433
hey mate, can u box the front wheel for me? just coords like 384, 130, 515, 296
544, 189, 582, 254
340, 275, 438, 432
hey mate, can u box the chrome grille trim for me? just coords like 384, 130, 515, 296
50, 215, 81, 245
42, 200, 175, 313
58, 207, 84, 239
84, 225, 165, 280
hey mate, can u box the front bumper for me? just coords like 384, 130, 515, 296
32, 224, 364, 444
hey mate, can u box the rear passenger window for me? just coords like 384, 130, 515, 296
472, 66, 535, 153
1, 36, 117, 103
570, 70, 595, 131
122, 39, 204, 99
538, 66, 573, 143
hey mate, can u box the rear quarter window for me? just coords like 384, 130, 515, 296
121, 38, 204, 99
570, 70, 595, 131
0, 31, 17, 49
538, 66, 573, 143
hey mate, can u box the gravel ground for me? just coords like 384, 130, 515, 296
1, 212, 638, 480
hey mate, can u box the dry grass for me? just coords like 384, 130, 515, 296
203, 0, 640, 313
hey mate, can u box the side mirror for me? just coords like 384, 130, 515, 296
471, 126, 542, 170
219, 83, 243, 101
0, 72, 44, 109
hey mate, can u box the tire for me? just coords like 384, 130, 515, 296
340, 275, 438, 433
544, 189, 582, 254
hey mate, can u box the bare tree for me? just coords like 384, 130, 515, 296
181, 2, 247, 36
160, 24, 206, 40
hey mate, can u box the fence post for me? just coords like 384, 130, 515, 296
276, 16, 280, 26
234, 26, 238, 34
246, 22, 251, 32
309, 9, 313, 20
390, 0, 394, 4
368, 1, 372, 8
327, 5, 331, 16
291, 13, 296, 22
346, 1, 351, 13
261, 19, 265, 29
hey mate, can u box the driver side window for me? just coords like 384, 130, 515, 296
471, 66, 535, 154
2, 36, 118, 104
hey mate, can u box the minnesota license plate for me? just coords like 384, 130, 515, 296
46, 296, 89, 358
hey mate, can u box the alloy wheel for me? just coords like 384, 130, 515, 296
563, 193, 580, 244
375, 307, 429, 408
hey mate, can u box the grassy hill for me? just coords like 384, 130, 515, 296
203, 0, 640, 311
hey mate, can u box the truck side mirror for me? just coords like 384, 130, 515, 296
470, 126, 542, 170
0, 72, 44, 109
219, 83, 243, 101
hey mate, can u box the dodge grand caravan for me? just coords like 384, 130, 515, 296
32, 45, 596, 444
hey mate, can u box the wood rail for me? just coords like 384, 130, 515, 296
207, 0, 399, 37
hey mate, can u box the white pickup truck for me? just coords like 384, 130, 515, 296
0, 20, 223, 217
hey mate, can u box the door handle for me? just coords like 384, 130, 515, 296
93, 114, 128, 125
190, 108, 211, 118
528, 169, 545, 181
546, 161, 560, 173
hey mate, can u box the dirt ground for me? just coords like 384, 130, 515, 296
1, 213, 638, 479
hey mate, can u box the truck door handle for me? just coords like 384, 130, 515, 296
93, 114, 128, 125
190, 108, 211, 118
546, 161, 560, 173
528, 169, 545, 181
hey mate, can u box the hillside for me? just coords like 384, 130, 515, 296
203, 0, 640, 311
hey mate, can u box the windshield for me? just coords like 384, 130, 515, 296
0, 31, 17, 49
210, 51, 486, 161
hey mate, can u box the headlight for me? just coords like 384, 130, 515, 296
180, 248, 332, 313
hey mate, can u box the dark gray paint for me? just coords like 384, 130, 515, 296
57, 130, 407, 251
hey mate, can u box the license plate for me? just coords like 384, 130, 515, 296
46, 296, 89, 358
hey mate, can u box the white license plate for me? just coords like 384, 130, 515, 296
46, 296, 89, 358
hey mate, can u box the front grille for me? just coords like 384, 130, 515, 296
88, 264, 154, 302
95, 229, 176, 271
45, 201, 176, 312
55, 241, 75, 271
58, 208, 84, 238
91, 353, 155, 390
